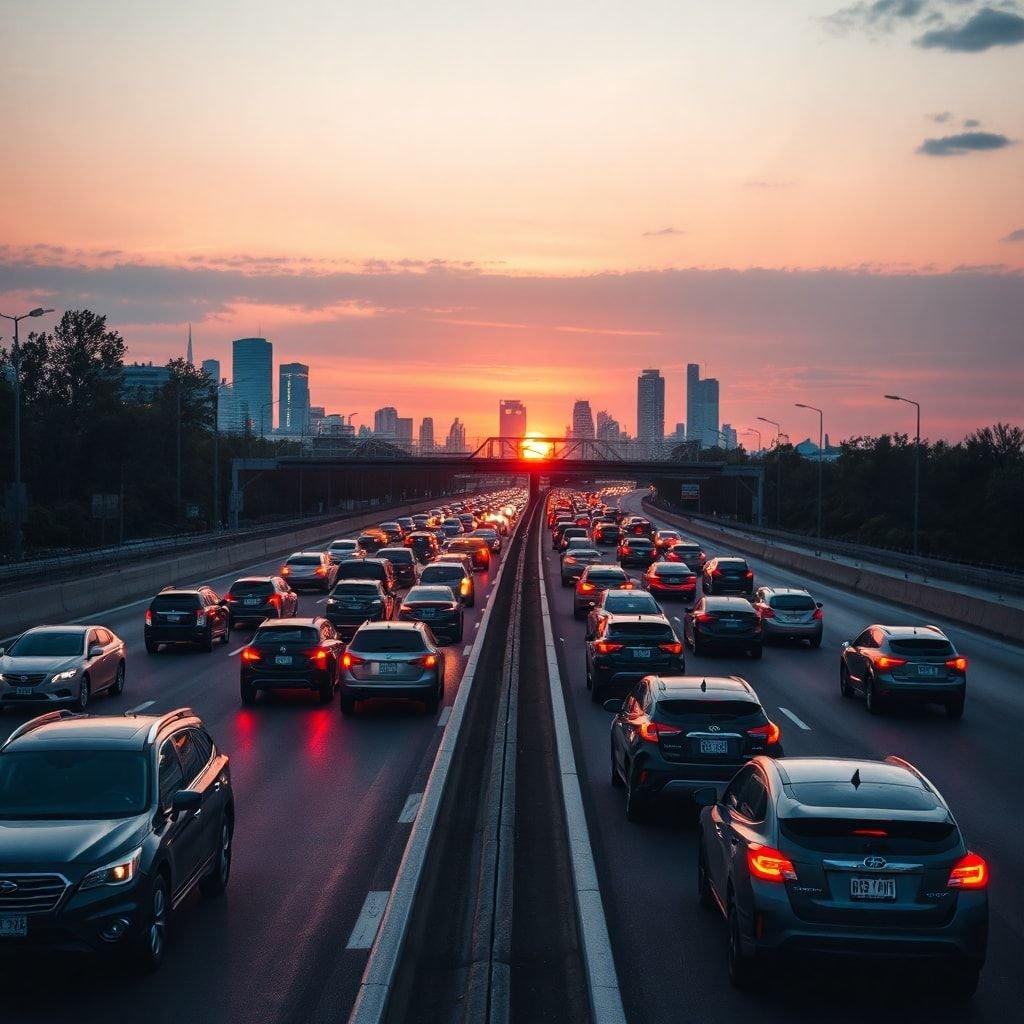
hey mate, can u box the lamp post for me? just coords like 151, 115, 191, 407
757, 415, 783, 528
1, 306, 55, 560
794, 403, 824, 538
259, 398, 281, 439
885, 394, 921, 555
742, 427, 762, 451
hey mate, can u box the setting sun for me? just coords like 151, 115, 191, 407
520, 433, 553, 460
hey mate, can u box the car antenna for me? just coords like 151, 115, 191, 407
701, 679, 707, 692
851, 769, 861, 789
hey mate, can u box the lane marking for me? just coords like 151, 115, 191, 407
462, 644, 472, 656
346, 891, 391, 950
436, 706, 452, 727
398, 793, 422, 824
228, 646, 247, 657
474, 621, 480, 628
124, 700, 154, 715
778, 706, 811, 731
316, 597, 327, 605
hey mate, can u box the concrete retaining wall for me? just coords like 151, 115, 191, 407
642, 499, 1024, 645
2, 497, 471, 639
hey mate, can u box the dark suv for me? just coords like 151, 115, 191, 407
326, 579, 396, 638
332, 558, 397, 599
701, 557, 754, 596
378, 546, 419, 588
585, 614, 684, 702
144, 587, 230, 653
0, 707, 234, 971
223, 576, 298, 627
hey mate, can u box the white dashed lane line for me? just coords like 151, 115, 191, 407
346, 890, 390, 950
124, 700, 155, 715
398, 792, 422, 824
436, 706, 452, 727
228, 646, 247, 657
778, 706, 811, 730
462, 644, 472, 656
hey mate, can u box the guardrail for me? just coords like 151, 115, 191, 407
649, 501, 1024, 598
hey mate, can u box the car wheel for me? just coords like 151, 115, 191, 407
749, 645, 763, 660
839, 663, 854, 698
199, 817, 232, 897
945, 964, 980, 1000
697, 844, 715, 910
610, 743, 624, 787
145, 640, 159, 655
340, 692, 357, 716
240, 680, 256, 706
133, 873, 169, 973
865, 677, 884, 715
727, 901, 759, 990
573, 606, 585, 620
111, 661, 126, 696
946, 696, 966, 720
809, 632, 822, 649
692, 633, 704, 657
625, 774, 649, 823
201, 629, 215, 653
77, 676, 91, 710
317, 675, 334, 704
220, 622, 231, 645
424, 684, 441, 715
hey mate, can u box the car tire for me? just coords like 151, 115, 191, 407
749, 645, 763, 660
220, 623, 231, 645
424, 684, 441, 715
240, 681, 256, 706
865, 677, 884, 715
840, 663, 854, 698
133, 873, 169, 973
145, 640, 159, 655
946, 696, 966, 720
77, 676, 91, 710
625, 774, 649, 823
697, 845, 715, 910
692, 633, 704, 657
945, 964, 980, 1000
199, 817, 232, 897
318, 675, 334, 704
111, 661, 126, 696
727, 901, 759, 990
573, 606, 585, 620
809, 633, 822, 649
340, 692, 357, 716
610, 744, 624, 787
201, 630, 215, 653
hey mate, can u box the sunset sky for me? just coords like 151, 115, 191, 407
2, 0, 1022, 442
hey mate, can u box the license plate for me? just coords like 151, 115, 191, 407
167, 614, 183, 622
722, 619, 742, 628
633, 648, 651, 659
274, 655, 292, 666
917, 664, 939, 677
15, 687, 32, 696
243, 598, 259, 606
699, 738, 729, 755
377, 662, 400, 675
0, 915, 27, 938
850, 877, 896, 901
421, 609, 436, 618
664, 579, 682, 586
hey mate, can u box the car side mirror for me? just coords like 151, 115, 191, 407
171, 789, 202, 814
88, 646, 104, 659
603, 698, 624, 713
816, 602, 824, 609
693, 787, 717, 808
841, 640, 850, 649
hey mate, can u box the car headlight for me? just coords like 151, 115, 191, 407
80, 848, 142, 890
51, 668, 79, 683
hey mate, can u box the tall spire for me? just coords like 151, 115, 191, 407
186, 323, 194, 366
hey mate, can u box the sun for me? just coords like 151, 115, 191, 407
520, 432, 553, 460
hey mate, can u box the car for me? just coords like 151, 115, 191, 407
443, 536, 491, 571
378, 521, 405, 544
695, 756, 988, 995
753, 586, 823, 647
406, 531, 441, 564
378, 546, 420, 588
223, 576, 298, 627
239, 617, 343, 704
641, 561, 698, 603
441, 518, 465, 538
839, 624, 967, 717
280, 552, 338, 593
0, 706, 233, 971
411, 514, 431, 530
684, 596, 763, 659
652, 529, 682, 552
398, 585, 465, 642
144, 587, 231, 654
585, 588, 661, 634
663, 540, 706, 572
551, 520, 578, 549
701, 557, 754, 596
325, 579, 396, 638
396, 517, 415, 534
557, 527, 589, 552
617, 536, 656, 567
356, 530, 388, 555
0, 625, 126, 711
420, 560, 476, 607
622, 516, 654, 538
605, 674, 783, 821
591, 522, 622, 546
457, 513, 478, 534
573, 566, 636, 618
469, 527, 502, 552
585, 613, 684, 702
326, 538, 363, 564
339, 621, 445, 715
332, 557, 397, 598
560, 547, 603, 586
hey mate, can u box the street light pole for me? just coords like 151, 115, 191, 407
742, 427, 762, 451
1, 306, 55, 560
757, 416, 783, 528
885, 394, 921, 555
795, 403, 824, 538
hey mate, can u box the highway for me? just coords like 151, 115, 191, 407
541, 489, 1023, 1023
0, 518, 512, 1024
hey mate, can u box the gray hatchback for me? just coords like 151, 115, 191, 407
753, 587, 823, 647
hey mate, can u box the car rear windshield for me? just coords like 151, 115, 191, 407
672, 545, 701, 555
780, 817, 958, 854
570, 549, 600, 559
349, 629, 427, 653
587, 570, 629, 585
151, 593, 201, 610
717, 560, 748, 570
254, 626, 320, 644
770, 594, 816, 610
655, 565, 692, 575
330, 541, 357, 551
288, 556, 322, 566
657, 698, 761, 718
607, 622, 675, 641
231, 580, 274, 596
407, 587, 456, 602
787, 782, 940, 811
379, 548, 413, 563
6, 631, 85, 657
332, 583, 380, 597
627, 539, 653, 548
337, 562, 384, 579
421, 566, 463, 583
888, 638, 955, 656
0, 750, 149, 819
603, 594, 659, 613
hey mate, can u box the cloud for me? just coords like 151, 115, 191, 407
1002, 228, 1024, 242
826, 0, 929, 33
928, 110, 953, 123
963, 117, 981, 127
916, 130, 1012, 155
916, 7, 1024, 51
642, 227, 686, 238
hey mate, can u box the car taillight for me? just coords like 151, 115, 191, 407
635, 717, 682, 743
594, 641, 624, 655
812, 607, 823, 620
460, 579, 470, 595
695, 612, 718, 623
876, 655, 908, 670
658, 641, 683, 655
240, 647, 261, 663
564, 556, 577, 565
947, 851, 988, 889
342, 652, 365, 669
267, 594, 280, 608
745, 571, 754, 579
400, 605, 412, 614
578, 582, 596, 593
621, 581, 635, 589
281, 567, 291, 575
196, 609, 207, 625
314, 566, 326, 576
421, 654, 438, 668
747, 721, 781, 745
711, 568, 722, 577
759, 605, 775, 618
747, 845, 797, 882
304, 646, 330, 667
145, 609, 153, 626
945, 656, 968, 672
225, 593, 236, 603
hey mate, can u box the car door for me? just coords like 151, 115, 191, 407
156, 736, 203, 901
169, 729, 219, 886
721, 768, 770, 905
96, 628, 118, 690
84, 629, 112, 689
707, 765, 755, 894
846, 629, 876, 684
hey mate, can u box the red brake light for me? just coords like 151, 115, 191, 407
876, 655, 907, 670
634, 717, 683, 743
314, 566, 327, 576
304, 646, 330, 667
745, 570, 754, 579
747, 845, 797, 882
224, 592, 235, 603
747, 721, 781, 745
145, 609, 152, 626
711, 568, 722, 577
267, 594, 280, 608
947, 851, 988, 889
852, 828, 888, 837
564, 556, 577, 565
594, 641, 624, 655
758, 605, 775, 618
342, 652, 365, 669
695, 612, 717, 623
945, 656, 968, 672
658, 641, 683, 655
578, 582, 596, 593
281, 566, 291, 575
812, 607, 823, 620
240, 646, 261, 663
421, 654, 438, 668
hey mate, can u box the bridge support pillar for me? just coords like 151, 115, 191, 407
528, 470, 541, 502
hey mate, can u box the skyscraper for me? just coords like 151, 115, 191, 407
446, 418, 466, 451
201, 358, 220, 383
686, 363, 721, 448
374, 407, 399, 437
499, 399, 527, 437
419, 417, 435, 450
232, 337, 273, 435
721, 423, 737, 449
279, 362, 310, 434
572, 400, 595, 439
186, 324, 194, 367
636, 369, 665, 452
396, 417, 414, 443
308, 406, 325, 435
596, 410, 622, 441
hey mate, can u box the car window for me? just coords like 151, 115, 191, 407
349, 629, 427, 653
158, 739, 185, 807
854, 629, 875, 648
172, 730, 206, 786
86, 629, 100, 649
95, 628, 113, 645
190, 728, 214, 767
722, 765, 754, 811
736, 771, 768, 822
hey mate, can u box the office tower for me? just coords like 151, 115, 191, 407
499, 399, 527, 437
419, 417, 435, 450
686, 363, 721, 448
279, 362, 310, 434
669, 422, 687, 442
186, 324, 193, 366
636, 369, 665, 452
232, 337, 273, 434
596, 410, 621, 441
201, 358, 220, 383
572, 400, 595, 439
396, 417, 414, 443
721, 423, 737, 449
121, 362, 171, 400
374, 406, 399, 437
446, 418, 467, 451
308, 406, 325, 435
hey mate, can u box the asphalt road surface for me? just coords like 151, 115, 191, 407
542, 489, 1022, 1024
0, 530, 509, 1024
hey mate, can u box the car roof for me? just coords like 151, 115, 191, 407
257, 617, 323, 627
287, 551, 325, 559
758, 586, 810, 596
712, 556, 746, 564
232, 575, 274, 583
647, 675, 757, 699
703, 596, 754, 608
21, 624, 88, 634
2, 709, 204, 752
604, 613, 670, 625
378, 546, 412, 554
872, 624, 948, 640
329, 538, 358, 545
355, 620, 423, 632
334, 578, 382, 587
